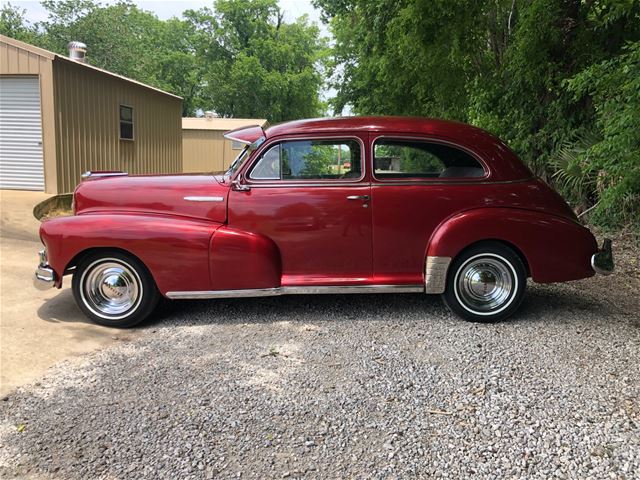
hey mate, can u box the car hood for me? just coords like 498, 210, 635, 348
74, 173, 230, 223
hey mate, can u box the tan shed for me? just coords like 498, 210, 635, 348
0, 35, 183, 193
182, 117, 267, 173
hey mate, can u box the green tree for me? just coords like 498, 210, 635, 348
2, 0, 325, 119
566, 41, 640, 228
185, 0, 326, 122
0, 2, 40, 43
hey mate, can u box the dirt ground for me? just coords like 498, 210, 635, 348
0, 190, 123, 397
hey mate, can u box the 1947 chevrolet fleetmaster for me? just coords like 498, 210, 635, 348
34, 117, 614, 327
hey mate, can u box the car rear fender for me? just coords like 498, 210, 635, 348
426, 207, 598, 284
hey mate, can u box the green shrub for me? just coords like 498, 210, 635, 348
566, 41, 640, 230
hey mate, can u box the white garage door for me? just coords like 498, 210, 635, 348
0, 76, 45, 190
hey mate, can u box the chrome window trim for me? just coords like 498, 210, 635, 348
241, 134, 367, 186
166, 284, 424, 299
370, 177, 534, 187
250, 136, 266, 150
370, 134, 490, 183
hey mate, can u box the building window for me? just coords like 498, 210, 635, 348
231, 140, 244, 150
119, 105, 134, 140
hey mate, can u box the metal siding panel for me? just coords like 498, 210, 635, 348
54, 60, 182, 192
182, 130, 227, 172
0, 76, 45, 190
0, 44, 8, 73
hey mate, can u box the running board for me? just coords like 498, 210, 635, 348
166, 284, 425, 300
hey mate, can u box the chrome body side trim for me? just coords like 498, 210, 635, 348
184, 196, 225, 202
246, 182, 366, 188
166, 284, 424, 300
424, 256, 452, 294
81, 171, 128, 179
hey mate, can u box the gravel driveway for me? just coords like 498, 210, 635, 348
1, 256, 639, 479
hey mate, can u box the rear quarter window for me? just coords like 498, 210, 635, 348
374, 139, 486, 180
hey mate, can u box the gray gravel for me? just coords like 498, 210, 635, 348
1, 281, 639, 479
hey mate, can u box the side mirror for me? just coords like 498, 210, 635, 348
231, 178, 251, 192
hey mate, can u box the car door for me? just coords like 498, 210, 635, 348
228, 134, 373, 286
370, 134, 489, 284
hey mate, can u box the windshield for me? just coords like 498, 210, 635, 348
224, 146, 250, 179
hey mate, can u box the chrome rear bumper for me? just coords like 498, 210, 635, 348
591, 239, 614, 275
33, 249, 56, 290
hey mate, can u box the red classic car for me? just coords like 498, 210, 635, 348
34, 117, 613, 327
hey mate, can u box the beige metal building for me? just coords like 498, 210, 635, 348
182, 117, 267, 173
0, 35, 183, 193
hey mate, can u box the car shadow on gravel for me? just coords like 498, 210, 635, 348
521, 284, 616, 315
146, 281, 620, 330
36, 280, 621, 330
148, 292, 450, 329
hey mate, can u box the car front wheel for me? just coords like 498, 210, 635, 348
72, 251, 160, 328
442, 242, 526, 322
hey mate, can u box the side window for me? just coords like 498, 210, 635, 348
249, 139, 362, 181
374, 139, 484, 179
250, 145, 280, 180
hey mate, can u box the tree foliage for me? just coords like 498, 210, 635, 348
315, 0, 640, 229
0, 0, 325, 120
184, 0, 325, 121
566, 41, 640, 228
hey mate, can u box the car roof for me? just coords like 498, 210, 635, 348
265, 116, 486, 139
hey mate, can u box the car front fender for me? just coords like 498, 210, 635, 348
39, 213, 221, 294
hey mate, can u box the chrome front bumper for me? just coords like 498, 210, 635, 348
33, 249, 56, 290
591, 239, 614, 275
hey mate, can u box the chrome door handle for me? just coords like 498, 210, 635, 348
346, 195, 369, 201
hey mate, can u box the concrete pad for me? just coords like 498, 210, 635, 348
0, 190, 120, 397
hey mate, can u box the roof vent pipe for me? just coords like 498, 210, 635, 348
67, 41, 87, 63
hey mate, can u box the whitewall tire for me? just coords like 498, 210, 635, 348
72, 251, 160, 328
442, 242, 527, 322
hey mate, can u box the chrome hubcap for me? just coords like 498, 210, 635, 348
82, 261, 141, 318
456, 257, 514, 313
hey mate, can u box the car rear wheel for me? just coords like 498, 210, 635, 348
72, 251, 160, 328
441, 242, 526, 322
